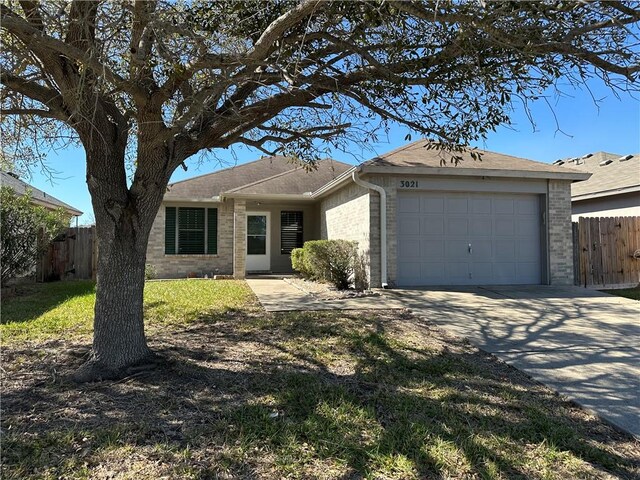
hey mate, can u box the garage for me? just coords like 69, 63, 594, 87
397, 191, 543, 286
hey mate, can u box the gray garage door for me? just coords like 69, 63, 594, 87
397, 192, 542, 286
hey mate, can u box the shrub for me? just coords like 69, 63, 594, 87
290, 247, 310, 278
353, 250, 369, 291
145, 264, 157, 280
0, 186, 69, 286
303, 240, 358, 290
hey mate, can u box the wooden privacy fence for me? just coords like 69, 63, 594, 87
37, 226, 97, 282
573, 216, 640, 288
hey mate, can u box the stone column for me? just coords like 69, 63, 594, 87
233, 200, 247, 279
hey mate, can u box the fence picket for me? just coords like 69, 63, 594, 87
573, 216, 640, 288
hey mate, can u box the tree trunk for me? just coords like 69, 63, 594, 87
74, 140, 172, 382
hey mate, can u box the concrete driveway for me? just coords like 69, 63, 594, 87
390, 285, 640, 439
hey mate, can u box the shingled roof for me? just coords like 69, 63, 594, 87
1, 171, 82, 216
165, 156, 352, 199
363, 140, 581, 175
558, 152, 640, 199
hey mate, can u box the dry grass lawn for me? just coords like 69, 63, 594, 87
1, 280, 638, 479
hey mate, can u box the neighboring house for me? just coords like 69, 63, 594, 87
147, 141, 589, 287
1, 171, 83, 217
554, 152, 639, 220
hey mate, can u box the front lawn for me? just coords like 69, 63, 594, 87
1, 281, 638, 479
1, 279, 254, 342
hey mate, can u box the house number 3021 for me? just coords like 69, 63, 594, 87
400, 180, 419, 188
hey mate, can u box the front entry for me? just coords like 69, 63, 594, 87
246, 212, 270, 272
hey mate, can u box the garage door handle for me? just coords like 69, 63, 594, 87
468, 243, 472, 254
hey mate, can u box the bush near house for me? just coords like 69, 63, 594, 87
0, 187, 69, 287
292, 240, 366, 290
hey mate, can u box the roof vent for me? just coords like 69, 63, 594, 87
619, 154, 633, 162
581, 153, 593, 159
599, 159, 613, 166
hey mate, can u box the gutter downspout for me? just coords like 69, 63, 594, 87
352, 171, 388, 288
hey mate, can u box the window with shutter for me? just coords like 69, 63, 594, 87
164, 206, 218, 255
207, 208, 218, 254
165, 207, 176, 254
281, 211, 303, 254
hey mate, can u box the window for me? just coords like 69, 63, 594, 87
281, 211, 303, 254
165, 207, 217, 255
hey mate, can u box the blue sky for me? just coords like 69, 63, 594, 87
26, 79, 640, 224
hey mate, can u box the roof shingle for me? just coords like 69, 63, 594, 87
165, 156, 352, 199
1, 171, 82, 216
559, 152, 640, 198
364, 140, 581, 175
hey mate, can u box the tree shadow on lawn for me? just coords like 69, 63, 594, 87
2, 310, 638, 479
0, 280, 95, 325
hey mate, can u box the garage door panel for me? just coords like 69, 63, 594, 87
472, 262, 494, 283
517, 217, 539, 236
517, 238, 541, 262
399, 238, 421, 259
447, 218, 468, 235
494, 262, 517, 283
422, 216, 444, 235
495, 239, 516, 261
398, 195, 420, 213
397, 192, 542, 286
494, 218, 515, 236
420, 263, 445, 283
398, 261, 421, 282
445, 239, 469, 260
446, 262, 470, 283
517, 197, 539, 214
398, 216, 421, 235
494, 198, 515, 214
472, 239, 492, 259
446, 196, 468, 214
421, 196, 445, 213
517, 262, 541, 283
471, 197, 492, 214
470, 217, 492, 236
421, 238, 445, 259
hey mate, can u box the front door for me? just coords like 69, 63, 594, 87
246, 212, 270, 272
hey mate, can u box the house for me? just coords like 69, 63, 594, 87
1, 171, 83, 217
554, 152, 639, 220
146, 141, 589, 287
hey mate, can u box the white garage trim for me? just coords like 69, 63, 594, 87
397, 191, 544, 286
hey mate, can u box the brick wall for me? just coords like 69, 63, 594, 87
146, 200, 235, 278
548, 179, 574, 285
364, 175, 398, 287
233, 200, 246, 278
320, 183, 373, 283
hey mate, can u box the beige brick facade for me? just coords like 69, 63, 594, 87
147, 173, 576, 287
548, 179, 575, 285
233, 200, 247, 279
146, 200, 235, 279
320, 183, 374, 283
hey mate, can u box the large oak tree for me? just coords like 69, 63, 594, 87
1, 0, 638, 381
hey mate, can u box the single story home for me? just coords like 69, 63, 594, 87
147, 141, 590, 287
555, 152, 639, 220
1, 171, 83, 217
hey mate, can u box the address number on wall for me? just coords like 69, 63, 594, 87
399, 180, 419, 188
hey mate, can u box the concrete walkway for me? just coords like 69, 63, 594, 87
246, 278, 405, 311
390, 286, 640, 439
